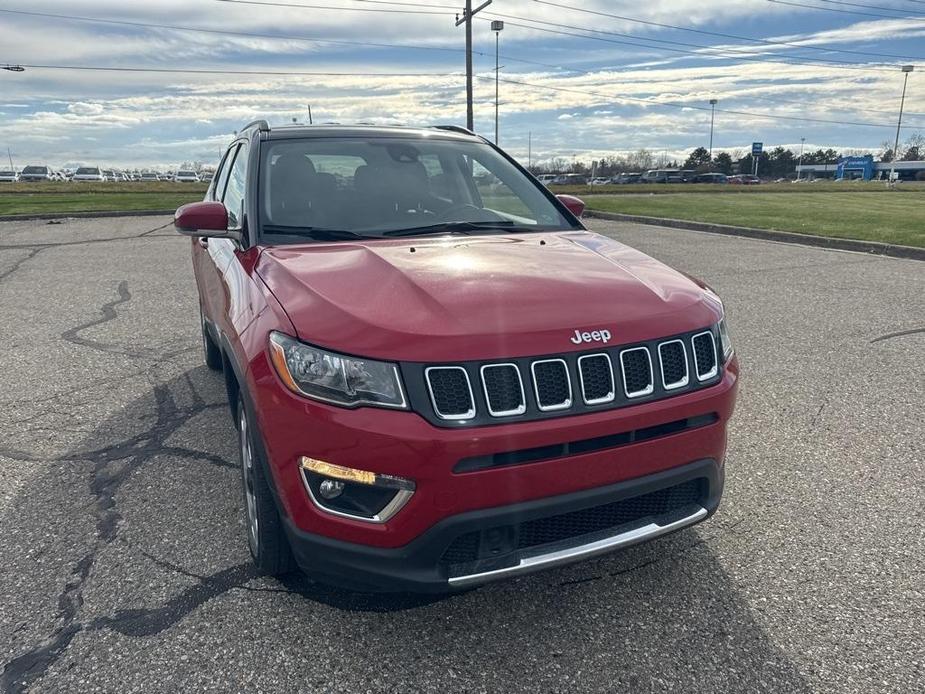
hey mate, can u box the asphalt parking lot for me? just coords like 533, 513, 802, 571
0, 215, 922, 693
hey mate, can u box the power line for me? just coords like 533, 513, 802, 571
766, 0, 924, 19
6, 61, 925, 128
530, 0, 925, 61
0, 8, 563, 72
213, 0, 452, 14
4, 63, 458, 77
812, 0, 925, 15
482, 12, 902, 71
480, 16, 903, 72
478, 74, 925, 129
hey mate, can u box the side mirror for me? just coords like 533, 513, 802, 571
556, 194, 586, 218
174, 201, 239, 240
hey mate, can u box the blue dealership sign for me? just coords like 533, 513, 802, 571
752, 142, 763, 156
836, 155, 874, 181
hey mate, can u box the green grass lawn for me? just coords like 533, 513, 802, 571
552, 181, 925, 196
586, 192, 925, 248
0, 191, 206, 216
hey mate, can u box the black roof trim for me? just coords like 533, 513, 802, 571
240, 119, 270, 133
432, 125, 476, 136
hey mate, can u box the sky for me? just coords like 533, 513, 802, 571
1, 0, 925, 169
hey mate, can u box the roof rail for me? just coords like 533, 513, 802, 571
240, 119, 270, 132
432, 125, 476, 136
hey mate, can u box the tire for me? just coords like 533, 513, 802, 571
237, 395, 296, 576
200, 308, 223, 371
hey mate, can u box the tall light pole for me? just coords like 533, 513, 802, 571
456, 1, 493, 132
491, 20, 504, 144
708, 99, 717, 160
889, 65, 914, 186
797, 136, 805, 181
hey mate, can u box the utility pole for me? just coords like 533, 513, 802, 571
456, 0, 492, 132
708, 99, 717, 160
7, 146, 14, 172
308, 104, 313, 125
797, 137, 805, 181
889, 65, 914, 187
492, 20, 504, 144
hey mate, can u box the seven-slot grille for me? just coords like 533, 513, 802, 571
421, 329, 721, 423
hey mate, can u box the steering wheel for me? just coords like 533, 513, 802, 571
436, 203, 505, 223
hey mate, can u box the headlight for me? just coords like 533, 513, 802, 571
718, 317, 733, 363
268, 332, 407, 409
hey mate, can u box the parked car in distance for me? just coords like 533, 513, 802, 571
740, 174, 760, 185
640, 169, 681, 184
552, 173, 588, 186
139, 171, 160, 182
0, 170, 20, 182
680, 170, 697, 183
72, 166, 107, 182
174, 170, 201, 183
589, 177, 611, 186
176, 121, 738, 593
535, 173, 557, 186
200, 171, 214, 183
693, 173, 727, 184
611, 172, 642, 184
19, 165, 52, 182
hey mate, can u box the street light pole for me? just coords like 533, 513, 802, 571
708, 99, 717, 160
797, 136, 805, 181
491, 21, 504, 144
456, 0, 493, 132
889, 65, 914, 186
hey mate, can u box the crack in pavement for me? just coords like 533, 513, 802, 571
60, 280, 194, 361
870, 326, 925, 343
0, 375, 234, 693
0, 220, 173, 285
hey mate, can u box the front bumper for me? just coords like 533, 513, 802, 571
247, 352, 738, 550
284, 457, 723, 592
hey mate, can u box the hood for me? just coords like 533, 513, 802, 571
256, 231, 722, 362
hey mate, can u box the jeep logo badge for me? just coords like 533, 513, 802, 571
570, 329, 612, 345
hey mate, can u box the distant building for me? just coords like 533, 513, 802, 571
797, 156, 925, 181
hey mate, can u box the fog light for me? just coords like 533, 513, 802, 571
318, 479, 344, 499
298, 456, 415, 523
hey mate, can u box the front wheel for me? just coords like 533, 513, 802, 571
238, 396, 295, 576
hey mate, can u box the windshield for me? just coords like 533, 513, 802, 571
258, 136, 575, 241
76, 167, 99, 175
177, 171, 196, 177
23, 166, 47, 174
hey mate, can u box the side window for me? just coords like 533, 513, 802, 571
223, 142, 249, 228
211, 145, 236, 201
471, 160, 532, 218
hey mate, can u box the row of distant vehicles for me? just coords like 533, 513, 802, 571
0, 166, 213, 183
537, 169, 761, 186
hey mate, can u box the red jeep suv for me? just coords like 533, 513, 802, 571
175, 121, 738, 592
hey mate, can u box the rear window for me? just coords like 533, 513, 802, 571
258, 136, 574, 240
22, 166, 47, 174
76, 167, 100, 175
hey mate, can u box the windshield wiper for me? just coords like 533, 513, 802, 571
382, 220, 526, 238
262, 225, 374, 241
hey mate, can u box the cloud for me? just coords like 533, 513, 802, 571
1, 1, 923, 167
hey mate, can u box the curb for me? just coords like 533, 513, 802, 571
585, 210, 925, 262
0, 210, 175, 222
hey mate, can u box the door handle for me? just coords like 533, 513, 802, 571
197, 237, 209, 248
